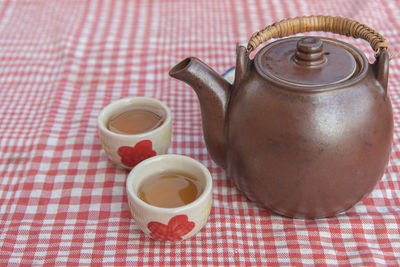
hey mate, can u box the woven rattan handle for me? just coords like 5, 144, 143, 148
247, 15, 388, 54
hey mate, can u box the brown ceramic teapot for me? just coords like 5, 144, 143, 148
169, 16, 393, 219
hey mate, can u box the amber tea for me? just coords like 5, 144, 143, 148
138, 171, 203, 208
107, 106, 164, 135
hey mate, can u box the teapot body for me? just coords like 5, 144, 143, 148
226, 59, 393, 218
169, 16, 393, 219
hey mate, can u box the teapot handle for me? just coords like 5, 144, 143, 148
247, 15, 388, 55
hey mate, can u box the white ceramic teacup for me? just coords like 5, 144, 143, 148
98, 97, 172, 169
126, 154, 213, 241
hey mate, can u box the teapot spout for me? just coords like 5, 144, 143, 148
169, 57, 231, 168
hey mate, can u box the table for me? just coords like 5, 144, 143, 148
1, 0, 399, 265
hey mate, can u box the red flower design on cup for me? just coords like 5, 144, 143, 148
147, 215, 195, 241
118, 140, 156, 168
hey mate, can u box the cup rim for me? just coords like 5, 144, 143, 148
97, 96, 171, 138
126, 154, 213, 212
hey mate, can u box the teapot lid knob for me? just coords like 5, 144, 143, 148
294, 37, 326, 66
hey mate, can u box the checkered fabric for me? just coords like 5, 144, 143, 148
1, 0, 399, 265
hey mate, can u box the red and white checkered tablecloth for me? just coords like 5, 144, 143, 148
1, 0, 399, 265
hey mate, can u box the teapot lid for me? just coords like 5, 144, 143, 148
255, 36, 365, 89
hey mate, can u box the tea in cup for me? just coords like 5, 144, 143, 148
138, 170, 203, 208
126, 154, 213, 241
98, 97, 172, 169
107, 106, 165, 135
